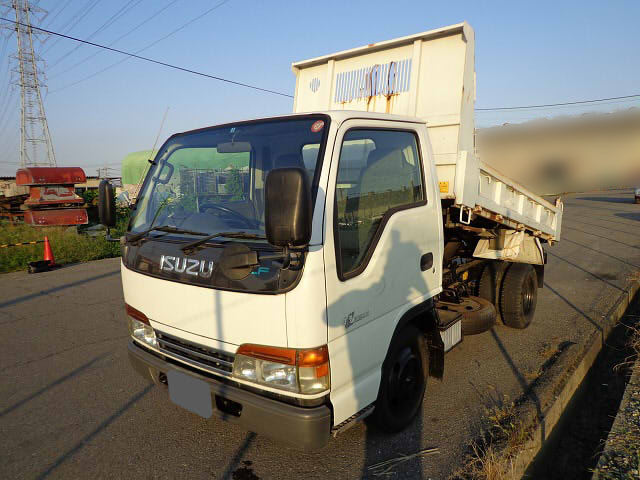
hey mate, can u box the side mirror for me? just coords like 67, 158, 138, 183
265, 168, 311, 248
98, 180, 116, 227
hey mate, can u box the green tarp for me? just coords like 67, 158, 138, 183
121, 149, 249, 186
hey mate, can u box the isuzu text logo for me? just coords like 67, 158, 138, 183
334, 58, 412, 103
160, 255, 214, 278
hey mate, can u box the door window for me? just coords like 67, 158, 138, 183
334, 129, 425, 278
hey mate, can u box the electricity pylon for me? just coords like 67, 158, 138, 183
1, 0, 56, 167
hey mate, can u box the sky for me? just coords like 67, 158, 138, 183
0, 0, 639, 177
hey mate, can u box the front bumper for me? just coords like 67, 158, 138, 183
128, 341, 332, 450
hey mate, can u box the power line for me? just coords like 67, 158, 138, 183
7, 11, 636, 114
0, 36, 8, 63
0, 57, 13, 109
48, 0, 144, 71
50, 0, 236, 93
0, 13, 293, 98
476, 94, 640, 111
41, 0, 73, 29
41, 0, 101, 56
476, 99, 640, 125
0, 88, 17, 132
0, 79, 15, 113
0, 41, 10, 99
49, 0, 178, 80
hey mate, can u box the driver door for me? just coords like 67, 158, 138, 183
324, 120, 443, 424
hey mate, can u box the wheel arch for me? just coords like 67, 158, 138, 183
533, 264, 544, 288
387, 297, 444, 380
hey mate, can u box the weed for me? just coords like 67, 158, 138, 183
450, 396, 528, 480
367, 448, 440, 477
0, 214, 128, 273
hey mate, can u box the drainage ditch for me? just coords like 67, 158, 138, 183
524, 293, 639, 479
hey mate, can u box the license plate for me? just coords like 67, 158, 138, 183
167, 370, 213, 418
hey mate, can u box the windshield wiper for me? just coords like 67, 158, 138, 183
181, 231, 266, 255
127, 225, 209, 244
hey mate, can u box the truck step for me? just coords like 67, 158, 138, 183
331, 405, 375, 437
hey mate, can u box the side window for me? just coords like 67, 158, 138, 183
335, 129, 424, 278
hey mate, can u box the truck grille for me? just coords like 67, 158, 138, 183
156, 332, 235, 376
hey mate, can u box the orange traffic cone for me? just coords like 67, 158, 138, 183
43, 236, 56, 266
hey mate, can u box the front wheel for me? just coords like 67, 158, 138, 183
373, 325, 428, 432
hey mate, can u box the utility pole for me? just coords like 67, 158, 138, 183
1, 0, 56, 168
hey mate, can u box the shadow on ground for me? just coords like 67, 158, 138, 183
616, 212, 640, 222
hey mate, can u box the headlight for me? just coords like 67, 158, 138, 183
125, 303, 157, 347
128, 317, 157, 347
233, 355, 298, 392
232, 344, 329, 394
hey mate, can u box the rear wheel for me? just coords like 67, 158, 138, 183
373, 325, 428, 432
500, 263, 538, 329
476, 261, 510, 324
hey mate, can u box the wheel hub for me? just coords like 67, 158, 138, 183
388, 347, 419, 406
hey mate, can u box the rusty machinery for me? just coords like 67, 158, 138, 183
15, 167, 88, 226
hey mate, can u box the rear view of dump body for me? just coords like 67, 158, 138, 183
292, 22, 562, 242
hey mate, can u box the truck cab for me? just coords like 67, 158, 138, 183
101, 22, 562, 450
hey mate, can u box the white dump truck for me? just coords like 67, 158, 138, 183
99, 22, 562, 450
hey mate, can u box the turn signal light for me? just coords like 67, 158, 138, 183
125, 303, 149, 325
236, 344, 297, 365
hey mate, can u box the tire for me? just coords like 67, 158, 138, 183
500, 263, 538, 329
477, 261, 510, 324
373, 325, 428, 432
438, 296, 496, 335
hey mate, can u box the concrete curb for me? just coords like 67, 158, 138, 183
591, 360, 640, 479
509, 280, 640, 478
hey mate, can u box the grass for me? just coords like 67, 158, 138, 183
0, 215, 128, 273
450, 396, 530, 480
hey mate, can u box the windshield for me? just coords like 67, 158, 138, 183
130, 115, 329, 239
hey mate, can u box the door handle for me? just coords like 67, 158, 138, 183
420, 252, 433, 271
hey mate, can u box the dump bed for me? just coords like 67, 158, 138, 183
437, 152, 562, 241
292, 22, 562, 241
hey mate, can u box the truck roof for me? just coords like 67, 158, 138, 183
176, 110, 424, 137
303, 110, 426, 124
